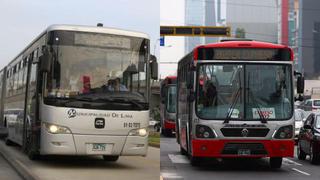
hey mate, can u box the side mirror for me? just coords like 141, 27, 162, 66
297, 76, 304, 94
150, 55, 158, 80
39, 46, 51, 73
303, 124, 312, 129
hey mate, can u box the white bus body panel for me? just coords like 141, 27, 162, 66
40, 103, 149, 156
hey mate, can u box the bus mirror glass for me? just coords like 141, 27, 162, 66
297, 76, 304, 94
150, 55, 158, 80
40, 54, 51, 73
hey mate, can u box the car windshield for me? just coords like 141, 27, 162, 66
196, 63, 293, 120
314, 100, 320, 106
43, 31, 149, 110
166, 86, 176, 113
316, 116, 320, 128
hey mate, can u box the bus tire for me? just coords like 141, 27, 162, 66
297, 142, 306, 160
162, 129, 172, 137
103, 155, 119, 162
190, 156, 201, 166
270, 157, 282, 169
5, 138, 14, 146
25, 124, 40, 160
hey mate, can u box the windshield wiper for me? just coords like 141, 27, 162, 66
247, 87, 267, 123
88, 97, 147, 110
224, 87, 242, 124
224, 71, 242, 124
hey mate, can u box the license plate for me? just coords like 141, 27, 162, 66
86, 143, 113, 154
238, 149, 251, 156
92, 143, 106, 151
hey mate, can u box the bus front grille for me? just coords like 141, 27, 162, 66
221, 128, 270, 137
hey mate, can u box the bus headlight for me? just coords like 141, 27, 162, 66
274, 125, 293, 139
196, 125, 215, 138
43, 122, 71, 134
128, 128, 148, 137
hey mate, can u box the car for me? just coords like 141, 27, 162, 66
149, 118, 160, 132
294, 109, 307, 140
299, 99, 320, 112
297, 112, 320, 164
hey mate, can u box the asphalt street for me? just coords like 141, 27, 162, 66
0, 153, 22, 180
161, 136, 320, 180
0, 140, 160, 180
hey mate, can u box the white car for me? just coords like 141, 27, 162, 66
294, 109, 307, 139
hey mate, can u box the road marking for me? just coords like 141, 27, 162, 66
283, 158, 302, 166
168, 154, 189, 164
161, 172, 184, 179
292, 168, 310, 176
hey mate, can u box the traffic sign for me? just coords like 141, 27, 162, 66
160, 26, 231, 37
160, 36, 165, 46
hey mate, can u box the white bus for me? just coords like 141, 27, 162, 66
0, 24, 158, 161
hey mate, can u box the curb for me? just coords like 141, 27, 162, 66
148, 142, 160, 148
0, 142, 39, 180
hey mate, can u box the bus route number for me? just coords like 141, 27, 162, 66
124, 122, 140, 128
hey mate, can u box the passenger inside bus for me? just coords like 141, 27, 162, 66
105, 77, 128, 92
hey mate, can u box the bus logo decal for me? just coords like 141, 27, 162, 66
95, 118, 105, 129
68, 109, 77, 118
241, 128, 249, 137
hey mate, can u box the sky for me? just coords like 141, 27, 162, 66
0, 0, 159, 69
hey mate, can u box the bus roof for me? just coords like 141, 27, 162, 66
2, 24, 150, 71
192, 40, 293, 61
47, 24, 149, 39
195, 40, 288, 49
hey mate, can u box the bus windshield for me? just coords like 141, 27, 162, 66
196, 63, 293, 120
44, 31, 149, 110
166, 86, 176, 113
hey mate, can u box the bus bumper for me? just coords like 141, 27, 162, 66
192, 139, 294, 158
40, 129, 148, 156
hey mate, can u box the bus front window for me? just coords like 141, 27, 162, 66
196, 63, 293, 121
166, 86, 176, 113
43, 31, 149, 110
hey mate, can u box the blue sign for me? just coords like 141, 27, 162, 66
160, 36, 165, 46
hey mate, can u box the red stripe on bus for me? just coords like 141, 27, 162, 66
191, 139, 294, 158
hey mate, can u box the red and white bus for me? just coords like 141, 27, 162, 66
160, 76, 177, 136
176, 40, 304, 168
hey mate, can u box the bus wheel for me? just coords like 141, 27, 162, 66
5, 138, 14, 146
25, 125, 40, 160
190, 156, 201, 166
103, 155, 119, 162
162, 129, 172, 137
270, 157, 282, 169
297, 142, 306, 160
